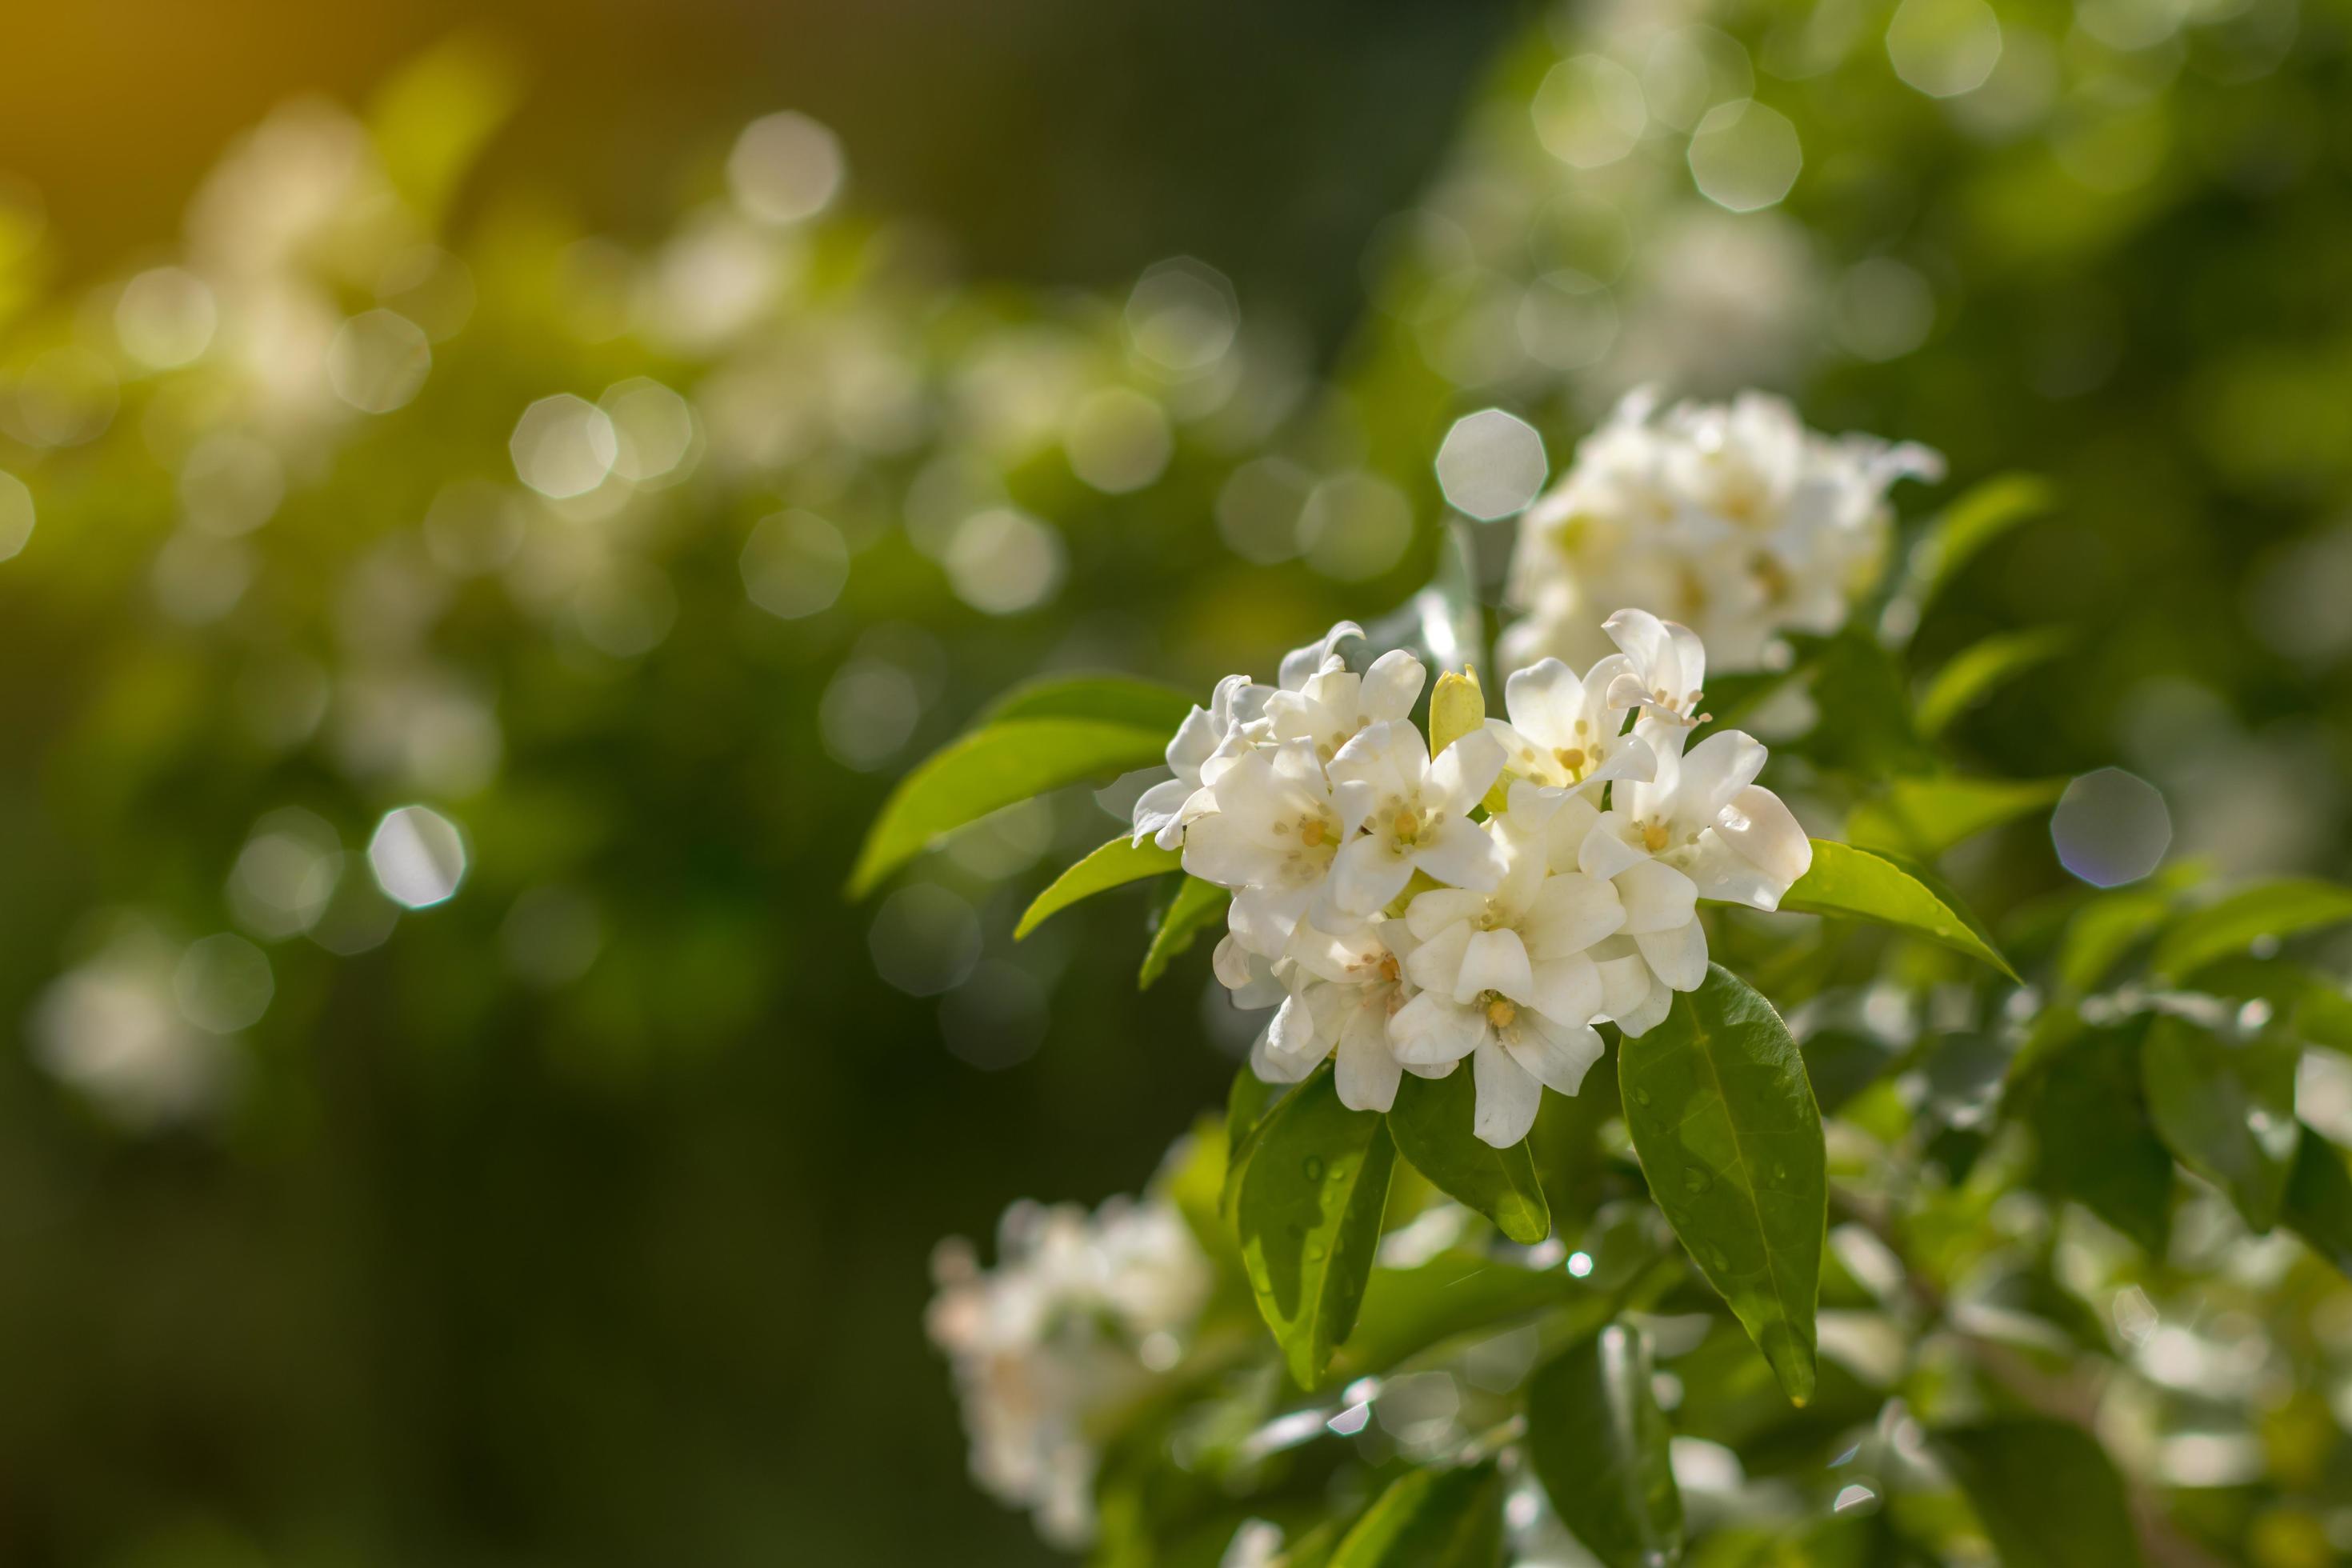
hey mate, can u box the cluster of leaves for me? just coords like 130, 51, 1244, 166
860, 478, 2352, 1565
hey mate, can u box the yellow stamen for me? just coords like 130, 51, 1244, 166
1484, 996, 1518, 1030
1300, 819, 1326, 848
1552, 746, 1586, 777
1642, 821, 1670, 854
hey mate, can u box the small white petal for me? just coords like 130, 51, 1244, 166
1331, 835, 1414, 916
1361, 650, 1427, 722
1635, 919, 1709, 992
1506, 1014, 1606, 1095
1456, 928, 1536, 1006
1615, 859, 1698, 935
1334, 1001, 1402, 1112
1472, 1038, 1541, 1147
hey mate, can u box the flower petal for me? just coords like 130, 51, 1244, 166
1577, 813, 1649, 881
1403, 918, 1472, 996
1330, 835, 1413, 917
1456, 927, 1536, 1006
1334, 1000, 1403, 1112
1390, 990, 1484, 1066
1615, 859, 1698, 935
1472, 1038, 1541, 1148
1426, 727, 1505, 816
1412, 815, 1507, 892
1520, 871, 1626, 958
1634, 918, 1709, 992
1527, 953, 1603, 1027
1712, 784, 1811, 908
1361, 650, 1427, 722
1506, 1013, 1606, 1096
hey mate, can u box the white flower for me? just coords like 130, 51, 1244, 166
1130, 672, 1270, 849
1511, 612, 1813, 1036
1266, 646, 1426, 764
1183, 738, 1354, 955
1387, 807, 1623, 1146
928, 1194, 1211, 1549
1250, 916, 1424, 1113
1326, 722, 1509, 916
1484, 653, 1654, 799
1501, 390, 1941, 674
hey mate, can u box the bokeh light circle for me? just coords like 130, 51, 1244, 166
2052, 767, 2172, 887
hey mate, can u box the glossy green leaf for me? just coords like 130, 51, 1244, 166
1328, 1462, 1504, 1568
1229, 1066, 1282, 1166
1527, 1323, 1683, 1568
2150, 879, 2352, 982
1014, 834, 1179, 938
1846, 776, 2064, 861
849, 718, 1173, 897
2284, 1126, 2352, 1277
1906, 472, 2054, 611
979, 672, 1197, 730
1385, 1070, 1550, 1245
2027, 1020, 2172, 1254
1915, 627, 2072, 738
2141, 1012, 2299, 1232
1936, 1419, 2143, 1568
1778, 839, 2017, 979
1619, 965, 1824, 1405
1139, 875, 1230, 988
1235, 1065, 1398, 1387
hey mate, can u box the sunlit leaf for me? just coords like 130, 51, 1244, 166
1914, 627, 2072, 738
1619, 966, 1824, 1405
2150, 879, 2352, 982
2026, 1019, 2172, 1254
2056, 886, 2178, 994
849, 718, 1174, 896
1327, 1461, 1504, 1568
980, 672, 1197, 730
1905, 472, 2055, 614
1015, 834, 1180, 938
1846, 776, 2063, 861
2141, 1012, 2299, 1232
1235, 1064, 1398, 1387
1386, 1070, 1551, 1245
1527, 1322, 1683, 1568
2283, 1126, 2352, 1278
1936, 1418, 2142, 1568
1778, 839, 2016, 979
1139, 875, 1230, 988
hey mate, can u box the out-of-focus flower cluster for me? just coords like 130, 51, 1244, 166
1139, 609, 1809, 1146
927, 1191, 1212, 1548
1502, 390, 1941, 672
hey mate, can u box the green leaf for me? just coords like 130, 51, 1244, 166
1235, 1064, 1398, 1386
1936, 1418, 2144, 1568
1526, 1322, 1683, 1568
1327, 1462, 1504, 1568
849, 718, 1173, 897
1015, 834, 1180, 938
1139, 876, 1231, 988
1778, 840, 2017, 980
1324, 1250, 1577, 1389
1618, 965, 1825, 1405
1906, 472, 2054, 612
1228, 1066, 1282, 1166
2283, 1126, 2352, 1277
1915, 627, 2072, 738
2149, 878, 2352, 982
1801, 631, 1931, 777
1846, 776, 2064, 861
980, 672, 1197, 730
1385, 1070, 1551, 1245
1276, 1519, 1344, 1568
2056, 886, 2178, 994
2140, 1012, 2299, 1232
2027, 1020, 2173, 1254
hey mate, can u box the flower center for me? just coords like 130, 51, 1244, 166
1299, 818, 1326, 848
1376, 954, 1400, 984
1641, 820, 1670, 854
1551, 746, 1587, 779
1390, 809, 1422, 849
1482, 994, 1518, 1030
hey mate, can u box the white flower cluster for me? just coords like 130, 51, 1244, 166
1501, 390, 1943, 675
1137, 610, 1810, 1148
926, 1194, 1211, 1549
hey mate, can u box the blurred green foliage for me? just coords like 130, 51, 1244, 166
1, 0, 2350, 1563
